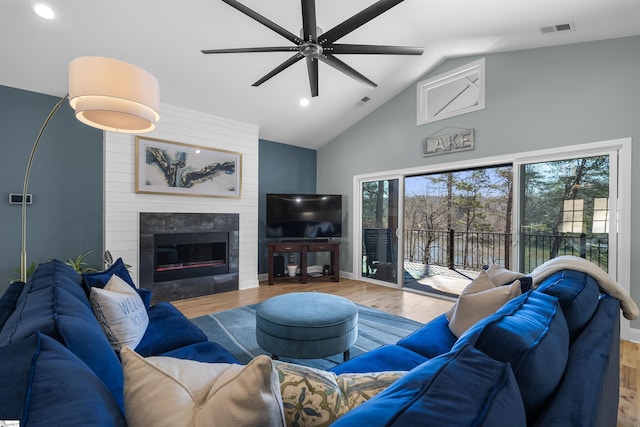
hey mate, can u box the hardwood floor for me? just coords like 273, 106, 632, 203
172, 278, 638, 427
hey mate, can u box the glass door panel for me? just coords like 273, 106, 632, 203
519, 155, 610, 273
360, 179, 399, 285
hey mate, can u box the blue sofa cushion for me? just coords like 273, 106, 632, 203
332, 343, 526, 427
134, 301, 209, 357
160, 340, 241, 364
453, 291, 569, 417
533, 295, 620, 427
396, 313, 458, 359
9, 259, 89, 309
0, 260, 125, 412
534, 269, 600, 339
0, 332, 126, 425
0, 281, 24, 330
330, 344, 429, 375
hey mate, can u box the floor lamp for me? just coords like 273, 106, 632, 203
20, 56, 160, 282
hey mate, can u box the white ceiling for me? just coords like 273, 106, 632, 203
2, 0, 639, 149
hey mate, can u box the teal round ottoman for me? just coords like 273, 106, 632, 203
256, 293, 358, 361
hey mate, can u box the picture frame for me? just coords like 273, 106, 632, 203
135, 136, 242, 198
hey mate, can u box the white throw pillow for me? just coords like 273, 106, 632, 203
90, 275, 149, 351
120, 348, 285, 427
447, 270, 522, 337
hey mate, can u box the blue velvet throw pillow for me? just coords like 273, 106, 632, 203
534, 269, 599, 339
82, 257, 151, 309
453, 291, 569, 418
330, 344, 428, 375
82, 257, 136, 292
0, 332, 126, 426
332, 343, 526, 427
396, 313, 458, 359
134, 302, 209, 357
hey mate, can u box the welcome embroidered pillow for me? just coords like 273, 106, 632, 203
90, 275, 149, 351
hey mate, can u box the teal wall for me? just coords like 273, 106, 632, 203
258, 139, 317, 273
317, 36, 640, 324
0, 86, 104, 291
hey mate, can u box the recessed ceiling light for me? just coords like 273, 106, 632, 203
33, 3, 55, 20
299, 98, 310, 107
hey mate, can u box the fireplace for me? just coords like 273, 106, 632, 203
139, 212, 239, 303
153, 232, 229, 282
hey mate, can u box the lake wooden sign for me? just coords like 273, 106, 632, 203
422, 128, 475, 157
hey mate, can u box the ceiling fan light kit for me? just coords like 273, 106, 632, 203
202, 0, 424, 97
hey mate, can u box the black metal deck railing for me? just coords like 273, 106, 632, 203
404, 229, 608, 273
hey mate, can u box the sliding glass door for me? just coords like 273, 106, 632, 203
353, 139, 630, 338
358, 177, 401, 287
518, 155, 613, 273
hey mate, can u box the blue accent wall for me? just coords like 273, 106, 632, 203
258, 139, 317, 273
0, 86, 103, 290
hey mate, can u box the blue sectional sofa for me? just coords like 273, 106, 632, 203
0, 258, 626, 426
0, 259, 238, 425
330, 268, 622, 427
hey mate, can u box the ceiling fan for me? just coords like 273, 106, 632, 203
202, 0, 424, 97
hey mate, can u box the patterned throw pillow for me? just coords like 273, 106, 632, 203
337, 371, 406, 411
274, 361, 405, 427
90, 275, 149, 351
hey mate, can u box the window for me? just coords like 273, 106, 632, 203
561, 199, 584, 233
416, 58, 485, 125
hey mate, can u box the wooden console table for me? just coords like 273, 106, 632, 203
267, 241, 340, 285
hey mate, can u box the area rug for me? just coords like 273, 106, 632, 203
190, 303, 423, 370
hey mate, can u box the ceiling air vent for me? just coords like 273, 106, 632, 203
540, 22, 574, 34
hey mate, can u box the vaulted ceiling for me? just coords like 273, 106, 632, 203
2, 0, 639, 148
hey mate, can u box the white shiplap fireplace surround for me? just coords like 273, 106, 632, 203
104, 103, 260, 295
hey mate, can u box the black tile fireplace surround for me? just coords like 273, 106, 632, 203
139, 212, 239, 303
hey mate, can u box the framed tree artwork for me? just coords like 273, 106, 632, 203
135, 136, 242, 198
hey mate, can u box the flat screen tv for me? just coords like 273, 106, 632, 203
266, 193, 342, 239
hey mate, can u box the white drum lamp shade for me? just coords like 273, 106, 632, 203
20, 57, 160, 282
69, 56, 160, 133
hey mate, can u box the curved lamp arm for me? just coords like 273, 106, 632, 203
20, 94, 69, 282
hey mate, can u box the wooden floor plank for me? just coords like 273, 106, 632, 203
172, 279, 636, 426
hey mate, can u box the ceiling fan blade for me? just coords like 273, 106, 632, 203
328, 44, 424, 55
222, 0, 302, 44
306, 56, 319, 97
301, 0, 318, 42
318, 54, 377, 88
319, 0, 405, 45
252, 53, 304, 87
202, 46, 298, 54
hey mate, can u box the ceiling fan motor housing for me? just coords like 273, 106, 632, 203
300, 43, 323, 58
